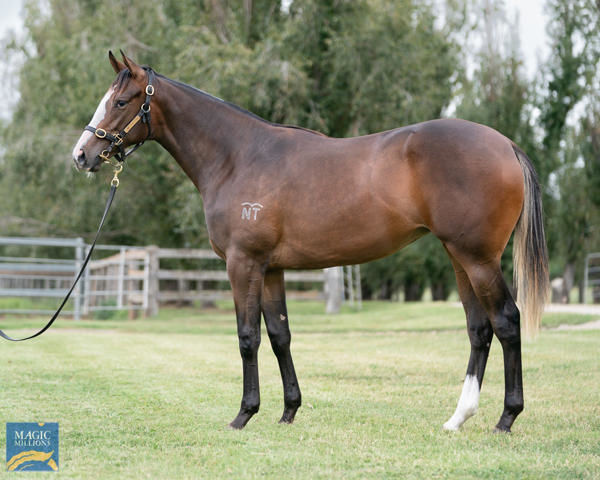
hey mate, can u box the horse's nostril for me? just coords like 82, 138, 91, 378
77, 150, 86, 165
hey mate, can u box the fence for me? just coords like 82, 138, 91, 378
584, 253, 600, 304
0, 236, 86, 318
0, 237, 361, 318
84, 246, 148, 316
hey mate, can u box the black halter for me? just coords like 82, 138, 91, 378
85, 68, 155, 163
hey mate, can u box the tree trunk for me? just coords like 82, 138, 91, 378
324, 267, 343, 313
561, 262, 575, 304
404, 282, 424, 302
431, 282, 449, 301
209, 0, 230, 44
378, 279, 395, 300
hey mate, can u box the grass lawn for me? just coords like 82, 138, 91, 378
0, 301, 598, 479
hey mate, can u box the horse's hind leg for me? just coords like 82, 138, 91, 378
448, 249, 524, 432
443, 261, 494, 431
262, 270, 302, 423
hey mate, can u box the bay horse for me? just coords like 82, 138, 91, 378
73, 52, 548, 432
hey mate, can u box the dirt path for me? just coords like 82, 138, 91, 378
544, 304, 600, 315
544, 303, 600, 330
554, 320, 600, 331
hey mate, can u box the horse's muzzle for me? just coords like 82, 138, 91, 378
73, 150, 101, 172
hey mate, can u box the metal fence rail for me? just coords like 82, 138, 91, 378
0, 237, 361, 319
0, 236, 85, 319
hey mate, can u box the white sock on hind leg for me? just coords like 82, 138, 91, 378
443, 374, 480, 431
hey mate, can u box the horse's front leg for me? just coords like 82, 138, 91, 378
262, 269, 302, 424
227, 251, 265, 429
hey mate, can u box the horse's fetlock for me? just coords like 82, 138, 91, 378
241, 398, 260, 414
505, 397, 524, 416
284, 391, 301, 409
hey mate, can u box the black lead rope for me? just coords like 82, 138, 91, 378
0, 184, 118, 342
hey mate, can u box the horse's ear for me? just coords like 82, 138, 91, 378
108, 50, 126, 74
120, 50, 145, 80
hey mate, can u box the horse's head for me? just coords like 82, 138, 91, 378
72, 51, 155, 172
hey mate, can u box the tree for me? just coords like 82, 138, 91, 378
0, 0, 462, 299
551, 126, 599, 301
539, 0, 600, 301
5, 0, 595, 305
286, 0, 462, 300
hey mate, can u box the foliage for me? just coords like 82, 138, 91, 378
0, 0, 599, 302
539, 0, 600, 173
537, 0, 600, 297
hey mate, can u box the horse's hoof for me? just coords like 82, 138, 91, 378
228, 417, 248, 430
493, 426, 511, 434
278, 415, 294, 424
278, 406, 299, 424
442, 423, 460, 432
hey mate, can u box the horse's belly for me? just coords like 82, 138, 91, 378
271, 210, 426, 269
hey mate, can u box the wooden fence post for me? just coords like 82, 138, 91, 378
146, 245, 159, 317
324, 266, 343, 314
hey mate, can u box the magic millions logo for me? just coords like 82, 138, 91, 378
6, 423, 59, 472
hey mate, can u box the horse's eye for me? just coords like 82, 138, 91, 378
115, 100, 127, 109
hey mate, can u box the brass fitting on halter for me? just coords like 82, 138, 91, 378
111, 163, 123, 188
103, 158, 123, 188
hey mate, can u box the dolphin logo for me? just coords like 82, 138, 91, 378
7, 450, 58, 471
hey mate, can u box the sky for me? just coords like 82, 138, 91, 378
0, 1, 23, 37
504, 0, 551, 76
0, 0, 551, 117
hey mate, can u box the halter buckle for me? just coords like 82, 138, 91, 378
114, 133, 123, 146
141, 103, 151, 113
95, 128, 107, 139
145, 85, 155, 96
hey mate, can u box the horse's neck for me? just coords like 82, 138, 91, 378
153, 77, 265, 197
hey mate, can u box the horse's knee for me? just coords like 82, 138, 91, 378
238, 327, 260, 359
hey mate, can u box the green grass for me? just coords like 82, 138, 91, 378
0, 302, 598, 479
